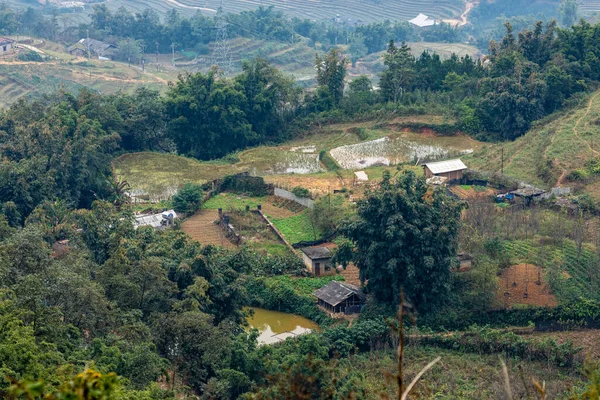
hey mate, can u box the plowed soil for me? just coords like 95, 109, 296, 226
182, 210, 235, 248
497, 264, 557, 308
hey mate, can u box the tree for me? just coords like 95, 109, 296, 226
172, 183, 203, 214
338, 171, 463, 312
380, 40, 415, 104
348, 33, 368, 66
308, 194, 345, 237
314, 48, 348, 107
560, 0, 578, 27
114, 38, 142, 63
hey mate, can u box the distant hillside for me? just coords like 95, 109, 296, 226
466, 89, 600, 196
101, 0, 464, 22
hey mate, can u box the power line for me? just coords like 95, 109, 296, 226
212, 0, 232, 74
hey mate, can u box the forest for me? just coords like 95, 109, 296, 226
2, 3, 600, 398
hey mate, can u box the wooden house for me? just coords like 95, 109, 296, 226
423, 159, 467, 182
301, 246, 335, 276
314, 281, 365, 314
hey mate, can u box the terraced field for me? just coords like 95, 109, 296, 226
153, 0, 464, 21
0, 43, 169, 107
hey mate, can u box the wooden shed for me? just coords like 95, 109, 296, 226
423, 159, 467, 182
301, 246, 335, 276
314, 281, 365, 314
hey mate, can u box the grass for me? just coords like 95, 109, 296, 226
264, 275, 343, 296
270, 212, 320, 244
202, 193, 268, 210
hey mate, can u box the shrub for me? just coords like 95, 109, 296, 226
567, 169, 589, 182
17, 51, 44, 62
172, 183, 203, 214
220, 175, 268, 196
291, 186, 311, 199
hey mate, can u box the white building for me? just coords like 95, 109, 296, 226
409, 13, 437, 28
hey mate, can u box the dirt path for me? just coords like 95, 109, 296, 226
182, 210, 235, 248
443, 1, 477, 26
573, 91, 600, 157
551, 91, 600, 186
162, 0, 216, 12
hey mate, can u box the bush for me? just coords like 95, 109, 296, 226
319, 150, 340, 171
291, 186, 311, 198
220, 175, 268, 196
172, 183, 203, 214
567, 169, 589, 182
17, 51, 44, 62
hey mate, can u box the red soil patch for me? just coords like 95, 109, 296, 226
181, 210, 235, 248
450, 185, 498, 200
497, 264, 557, 308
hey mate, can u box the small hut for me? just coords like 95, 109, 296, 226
301, 246, 335, 276
314, 281, 365, 314
423, 159, 467, 182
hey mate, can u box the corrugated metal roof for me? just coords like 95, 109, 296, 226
134, 210, 177, 229
301, 246, 331, 260
424, 159, 467, 174
409, 13, 436, 27
0, 37, 14, 45
313, 281, 365, 307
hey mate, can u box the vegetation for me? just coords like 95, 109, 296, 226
172, 183, 203, 214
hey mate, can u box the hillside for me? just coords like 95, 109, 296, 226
0, 38, 480, 106
466, 89, 600, 194
0, 40, 169, 107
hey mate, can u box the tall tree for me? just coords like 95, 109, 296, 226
380, 40, 415, 104
314, 48, 348, 107
338, 171, 463, 312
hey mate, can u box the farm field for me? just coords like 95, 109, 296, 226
181, 209, 236, 248
496, 263, 558, 308
200, 193, 316, 245
114, 116, 472, 199
466, 89, 600, 192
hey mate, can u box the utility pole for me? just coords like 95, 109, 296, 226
171, 43, 175, 67
86, 29, 90, 60
501, 145, 504, 175
141, 43, 146, 72
127, 38, 131, 68
155, 41, 159, 72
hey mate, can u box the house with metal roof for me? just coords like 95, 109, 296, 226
423, 159, 467, 182
300, 246, 334, 276
0, 37, 15, 55
134, 210, 177, 229
409, 13, 437, 28
313, 281, 365, 314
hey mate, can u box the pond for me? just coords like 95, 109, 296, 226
246, 307, 319, 345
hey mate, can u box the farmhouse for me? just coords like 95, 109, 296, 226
69, 38, 116, 58
301, 246, 335, 276
423, 159, 467, 182
134, 210, 177, 229
409, 13, 437, 28
0, 37, 15, 55
314, 281, 365, 314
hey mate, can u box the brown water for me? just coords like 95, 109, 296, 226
246, 307, 319, 345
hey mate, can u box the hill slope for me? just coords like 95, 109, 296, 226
466, 90, 600, 192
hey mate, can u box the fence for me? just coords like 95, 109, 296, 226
274, 187, 314, 209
